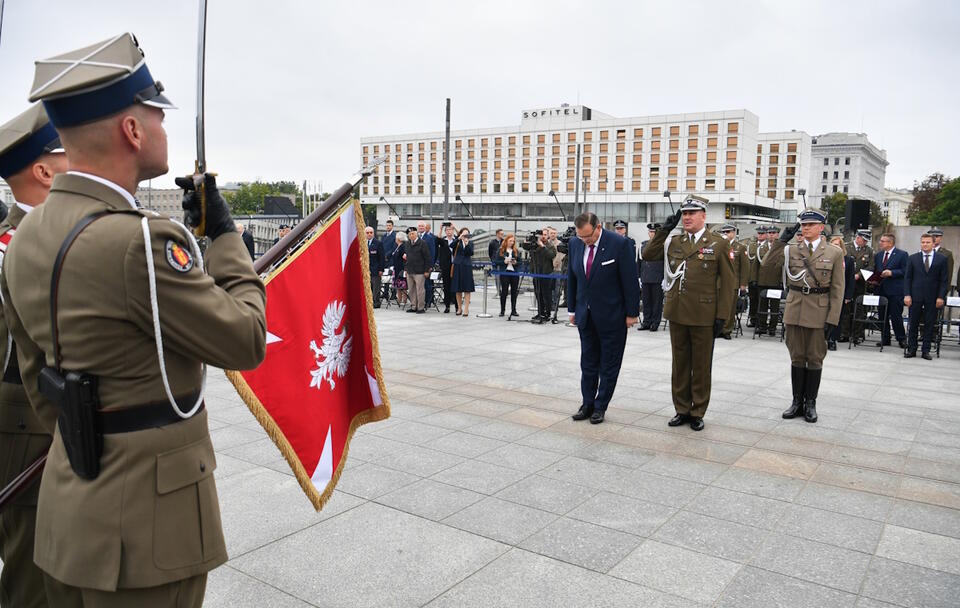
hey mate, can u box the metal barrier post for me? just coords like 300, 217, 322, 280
476, 268, 492, 318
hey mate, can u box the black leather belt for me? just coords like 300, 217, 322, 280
789, 285, 830, 295
99, 394, 204, 434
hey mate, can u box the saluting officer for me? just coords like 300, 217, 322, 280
757, 226, 785, 335
0, 103, 67, 608
770, 209, 844, 423
1, 34, 266, 605
718, 224, 749, 339
843, 229, 875, 343
644, 196, 736, 430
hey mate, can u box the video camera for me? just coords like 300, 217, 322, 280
556, 226, 576, 254
520, 230, 543, 251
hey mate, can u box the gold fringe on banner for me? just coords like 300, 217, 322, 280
226, 200, 391, 511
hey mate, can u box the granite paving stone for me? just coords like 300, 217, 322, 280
474, 442, 566, 473
519, 517, 644, 573
751, 532, 872, 593
204, 566, 315, 608
494, 473, 597, 514
794, 482, 895, 521
885, 498, 960, 539
652, 510, 770, 563
685, 485, 791, 530
711, 466, 806, 501
775, 504, 884, 553
716, 566, 857, 608
861, 557, 960, 608
430, 459, 530, 495
875, 524, 960, 575
442, 497, 559, 545
565, 491, 677, 537
375, 478, 486, 521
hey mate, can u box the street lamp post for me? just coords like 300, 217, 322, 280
547, 190, 566, 220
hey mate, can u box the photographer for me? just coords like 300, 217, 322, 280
549, 227, 566, 314
530, 228, 557, 323
451, 227, 476, 316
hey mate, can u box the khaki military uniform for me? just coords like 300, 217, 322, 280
1, 175, 266, 597
0, 204, 52, 608
773, 238, 845, 368
746, 238, 761, 325
937, 246, 954, 291
723, 240, 750, 335
843, 242, 874, 339
756, 240, 785, 332
644, 228, 736, 417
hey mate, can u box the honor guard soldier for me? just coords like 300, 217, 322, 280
745, 226, 768, 327
0, 34, 266, 606
644, 196, 736, 430
756, 226, 785, 335
639, 223, 665, 330
771, 209, 844, 423
929, 227, 955, 289
718, 224, 749, 339
843, 229, 875, 343
0, 103, 67, 608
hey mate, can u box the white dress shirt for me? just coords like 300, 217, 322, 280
67, 171, 138, 209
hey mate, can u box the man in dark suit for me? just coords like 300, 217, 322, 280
874, 232, 909, 348
437, 222, 458, 313
236, 222, 255, 260
639, 222, 665, 331
567, 213, 640, 424
382, 219, 398, 262
419, 220, 438, 307
904, 233, 949, 359
365, 226, 385, 308
488, 228, 504, 261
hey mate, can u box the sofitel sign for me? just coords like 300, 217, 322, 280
522, 106, 592, 120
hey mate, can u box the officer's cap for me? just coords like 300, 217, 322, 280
29, 33, 175, 128
767, 226, 781, 234
679, 195, 708, 212
928, 226, 944, 236
719, 223, 736, 233
797, 208, 827, 224
646, 222, 661, 231
406, 226, 418, 233
0, 104, 63, 179
613, 219, 627, 228
856, 229, 872, 239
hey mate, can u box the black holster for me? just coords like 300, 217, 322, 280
39, 367, 102, 480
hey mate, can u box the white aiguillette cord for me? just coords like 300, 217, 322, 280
140, 217, 206, 419
661, 233, 686, 292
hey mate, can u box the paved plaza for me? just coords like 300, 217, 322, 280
202, 288, 956, 607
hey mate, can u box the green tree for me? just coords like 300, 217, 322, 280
822, 192, 848, 227
225, 181, 303, 215
912, 177, 960, 226
907, 172, 950, 224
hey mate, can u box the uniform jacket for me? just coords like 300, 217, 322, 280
366, 237, 384, 274
644, 228, 736, 327
566, 229, 640, 332
772, 238, 844, 328
905, 251, 949, 302
846, 243, 874, 275
0, 174, 266, 591
757, 240, 784, 287
728, 240, 750, 287
874, 247, 908, 297
403, 237, 432, 274
747, 239, 762, 283
382, 230, 398, 260
0, 204, 51, 507
639, 240, 665, 284
935, 246, 954, 290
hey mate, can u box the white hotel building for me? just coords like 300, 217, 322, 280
359, 105, 885, 229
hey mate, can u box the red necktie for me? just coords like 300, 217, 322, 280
883, 251, 889, 267
586, 245, 596, 278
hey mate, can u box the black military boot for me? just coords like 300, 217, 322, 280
782, 366, 806, 419
804, 368, 821, 423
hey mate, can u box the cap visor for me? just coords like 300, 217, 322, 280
141, 92, 177, 110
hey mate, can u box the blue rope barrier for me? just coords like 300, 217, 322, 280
489, 270, 566, 280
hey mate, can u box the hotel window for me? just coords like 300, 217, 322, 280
632, 167, 642, 177
691, 124, 703, 136
495, 137, 502, 146
822, 185, 827, 193
567, 169, 575, 179
552, 158, 559, 168
467, 172, 474, 182
431, 142, 437, 150
786, 178, 795, 188
522, 159, 530, 168
468, 161, 475, 170
406, 143, 413, 152
767, 190, 776, 198
508, 171, 515, 180
727, 136, 738, 147
567, 144, 576, 154
669, 139, 679, 150
769, 167, 778, 176
469, 150, 476, 159
650, 154, 660, 164
706, 151, 717, 162
633, 141, 643, 152
787, 155, 796, 164
686, 179, 696, 190
584, 131, 593, 141
650, 167, 660, 177
455, 151, 462, 160
786, 166, 796, 176
537, 158, 545, 168
537, 146, 545, 156
707, 137, 717, 149
708, 123, 718, 134
482, 183, 489, 193
506, 160, 513, 169
687, 152, 697, 162
649, 179, 659, 191
455, 140, 462, 149
616, 142, 625, 152
551, 182, 559, 192
632, 180, 642, 190
373, 145, 380, 153
652, 127, 661, 137
769, 144, 779, 153
598, 180, 607, 192
615, 181, 624, 192
651, 141, 661, 151
844, 171, 849, 179
599, 143, 608, 153
383, 164, 390, 174
787, 143, 797, 152
494, 149, 501, 158
768, 155, 778, 164
599, 130, 608, 140
536, 170, 544, 180
669, 153, 679, 163
768, 178, 777, 188
537, 134, 545, 144
667, 179, 677, 190
705, 179, 715, 190
724, 178, 736, 190
523, 147, 530, 157
785, 190, 795, 199
686, 166, 697, 176
725, 165, 736, 176
467, 139, 475, 148
362, 185, 368, 194
550, 133, 560, 144
833, 171, 838, 179
522, 171, 529, 180
508, 148, 516, 157
706, 165, 717, 176
566, 181, 575, 191
823, 158, 829, 166
568, 157, 575, 167
756, 155, 761, 165
757, 144, 762, 153
509, 136, 516, 145
834, 157, 840, 165
668, 166, 678, 177
669, 126, 680, 136
583, 157, 592, 166
843, 185, 849, 193
481, 139, 488, 148
633, 128, 643, 138
599, 155, 609, 165
615, 155, 624, 165
727, 151, 738, 162
522, 135, 530, 145
727, 122, 739, 133
552, 170, 559, 179
632, 154, 642, 164
568, 132, 576, 142
615, 167, 624, 178
616, 129, 626, 139
552, 145, 560, 155
687, 138, 698, 150
418, 153, 424, 161
362, 145, 369, 154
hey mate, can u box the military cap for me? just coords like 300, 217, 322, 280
29, 33, 175, 128
797, 208, 827, 224
0, 104, 62, 179
718, 223, 736, 233
856, 229, 872, 239
646, 222, 661, 231
406, 226, 418, 233
613, 219, 627, 228
928, 226, 944, 236
679, 194, 708, 212
278, 224, 289, 229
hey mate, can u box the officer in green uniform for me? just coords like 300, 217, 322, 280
929, 227, 954, 290
0, 103, 67, 608
745, 226, 766, 327
843, 229, 874, 342
644, 196, 736, 430
768, 209, 844, 423
756, 226, 785, 335
718, 224, 749, 339
1, 33, 266, 607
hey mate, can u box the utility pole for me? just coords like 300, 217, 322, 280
443, 98, 451, 221
574, 142, 581, 217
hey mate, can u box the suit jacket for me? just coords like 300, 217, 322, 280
874, 247, 908, 297
437, 236, 456, 268
773, 238, 845, 328
905, 251, 949, 302
842, 253, 856, 301
0, 174, 266, 590
488, 238, 502, 261
382, 230, 398, 260
421, 231, 438, 265
639, 240, 665, 284
645, 228, 736, 326
366, 237, 384, 274
567, 230, 641, 332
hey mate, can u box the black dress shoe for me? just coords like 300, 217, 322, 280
668, 414, 687, 427
722, 333, 732, 340
904, 350, 916, 358
499, 311, 505, 317
827, 341, 837, 351
689, 417, 705, 431
589, 411, 605, 424
838, 337, 850, 343
416, 310, 426, 314
898, 340, 907, 349
444, 306, 450, 313
922, 352, 933, 360
572, 405, 594, 421
875, 340, 890, 347
406, 309, 417, 313
649, 326, 659, 332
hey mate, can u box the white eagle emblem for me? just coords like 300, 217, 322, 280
309, 301, 352, 390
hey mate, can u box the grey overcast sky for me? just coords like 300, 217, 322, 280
1, 0, 958, 191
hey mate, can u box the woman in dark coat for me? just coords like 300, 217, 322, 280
451, 227, 475, 316
492, 233, 521, 317
392, 231, 408, 306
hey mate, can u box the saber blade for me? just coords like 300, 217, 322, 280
195, 0, 208, 174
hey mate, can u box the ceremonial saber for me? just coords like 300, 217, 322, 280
0, 454, 46, 512
254, 156, 388, 275
190, 0, 210, 236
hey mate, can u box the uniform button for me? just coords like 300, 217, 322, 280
17, 419, 26, 431
200, 462, 206, 473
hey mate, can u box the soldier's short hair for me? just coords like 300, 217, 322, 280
574, 213, 599, 229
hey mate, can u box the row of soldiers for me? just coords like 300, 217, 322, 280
0, 34, 267, 606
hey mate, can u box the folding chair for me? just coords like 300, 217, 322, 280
753, 288, 785, 340
851, 294, 888, 351
734, 294, 748, 338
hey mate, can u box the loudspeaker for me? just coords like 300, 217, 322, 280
845, 199, 870, 232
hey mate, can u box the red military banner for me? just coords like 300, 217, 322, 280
227, 201, 390, 510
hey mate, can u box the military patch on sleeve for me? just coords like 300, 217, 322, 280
165, 240, 194, 272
